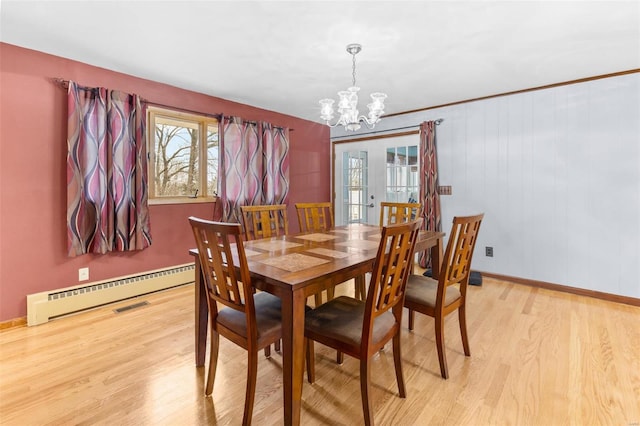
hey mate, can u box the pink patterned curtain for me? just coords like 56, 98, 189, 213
67, 81, 152, 256
262, 123, 290, 205
220, 117, 289, 223
419, 120, 441, 268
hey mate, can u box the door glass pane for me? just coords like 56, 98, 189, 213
386, 148, 396, 201
385, 145, 419, 203
342, 151, 368, 223
397, 146, 407, 166
408, 145, 418, 166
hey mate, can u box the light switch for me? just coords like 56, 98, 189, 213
438, 186, 452, 195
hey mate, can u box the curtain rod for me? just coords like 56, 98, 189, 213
146, 103, 293, 131
145, 100, 223, 120
145, 102, 292, 131
51, 78, 292, 131
330, 118, 443, 140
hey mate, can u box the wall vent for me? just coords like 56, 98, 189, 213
113, 301, 149, 313
27, 263, 194, 326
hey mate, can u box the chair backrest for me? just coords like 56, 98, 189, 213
439, 214, 484, 299
240, 204, 289, 241
189, 217, 257, 317
295, 202, 334, 232
363, 218, 423, 342
379, 202, 423, 227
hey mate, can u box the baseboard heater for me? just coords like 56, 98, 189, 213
27, 263, 195, 326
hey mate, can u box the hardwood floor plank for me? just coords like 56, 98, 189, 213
1, 277, 638, 425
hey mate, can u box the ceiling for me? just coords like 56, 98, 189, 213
2, 1, 639, 124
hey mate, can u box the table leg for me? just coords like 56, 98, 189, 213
281, 289, 307, 426
194, 257, 208, 367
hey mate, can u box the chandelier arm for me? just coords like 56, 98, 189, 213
358, 116, 379, 129
324, 122, 340, 128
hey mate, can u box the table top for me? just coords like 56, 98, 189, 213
242, 223, 380, 290
191, 223, 444, 295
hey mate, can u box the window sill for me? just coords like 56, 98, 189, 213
149, 197, 218, 206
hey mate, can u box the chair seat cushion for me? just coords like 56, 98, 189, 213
405, 275, 461, 309
217, 292, 281, 338
305, 296, 396, 347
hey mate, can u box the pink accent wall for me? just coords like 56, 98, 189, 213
0, 43, 330, 322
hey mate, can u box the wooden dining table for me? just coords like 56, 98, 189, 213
189, 223, 445, 425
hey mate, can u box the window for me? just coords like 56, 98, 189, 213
147, 107, 218, 203
385, 145, 419, 202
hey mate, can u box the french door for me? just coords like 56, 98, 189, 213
334, 133, 420, 226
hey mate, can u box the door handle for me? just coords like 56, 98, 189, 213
367, 203, 374, 208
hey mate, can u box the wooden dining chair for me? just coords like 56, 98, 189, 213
379, 201, 423, 227
240, 204, 289, 241
404, 213, 484, 379
294, 202, 335, 306
295, 202, 333, 233
360, 201, 423, 299
304, 219, 423, 426
188, 217, 285, 425
240, 204, 290, 355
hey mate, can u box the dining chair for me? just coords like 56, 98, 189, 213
295, 202, 334, 233
294, 202, 335, 306
359, 201, 423, 299
240, 204, 289, 241
404, 213, 484, 379
240, 204, 290, 355
188, 217, 286, 425
379, 201, 423, 227
304, 219, 423, 426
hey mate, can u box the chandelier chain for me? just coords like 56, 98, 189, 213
352, 51, 357, 87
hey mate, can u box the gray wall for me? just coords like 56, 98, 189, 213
332, 73, 640, 298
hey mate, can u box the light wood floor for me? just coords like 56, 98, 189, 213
1, 277, 639, 425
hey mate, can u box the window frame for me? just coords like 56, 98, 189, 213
147, 106, 219, 205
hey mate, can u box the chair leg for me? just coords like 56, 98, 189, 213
264, 345, 271, 358
408, 308, 415, 330
435, 314, 449, 379
336, 351, 344, 364
275, 339, 281, 353
360, 358, 373, 426
459, 305, 471, 356
306, 339, 315, 383
392, 332, 406, 398
243, 349, 259, 425
205, 331, 219, 396
314, 292, 322, 307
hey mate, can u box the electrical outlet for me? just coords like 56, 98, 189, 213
485, 247, 493, 257
78, 267, 89, 281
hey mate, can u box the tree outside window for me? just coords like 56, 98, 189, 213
148, 107, 218, 203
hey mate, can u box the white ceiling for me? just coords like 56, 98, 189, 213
2, 1, 639, 124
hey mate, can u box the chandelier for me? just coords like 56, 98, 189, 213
319, 43, 387, 131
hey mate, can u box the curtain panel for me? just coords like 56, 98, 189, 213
419, 120, 442, 268
66, 81, 152, 256
220, 118, 290, 223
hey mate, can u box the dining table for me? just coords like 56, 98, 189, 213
189, 223, 445, 425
